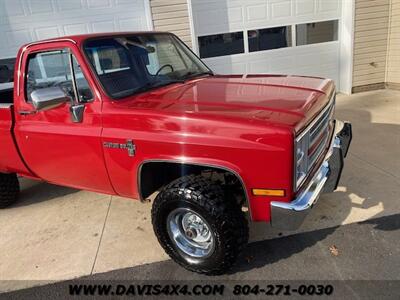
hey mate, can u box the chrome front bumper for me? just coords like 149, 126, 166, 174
270, 120, 352, 230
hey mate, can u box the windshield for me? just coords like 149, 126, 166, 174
83, 33, 212, 99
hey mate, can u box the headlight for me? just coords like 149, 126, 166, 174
295, 132, 310, 190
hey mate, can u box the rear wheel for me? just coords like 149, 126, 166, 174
152, 174, 248, 275
0, 173, 20, 208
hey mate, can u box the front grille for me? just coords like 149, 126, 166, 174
294, 94, 335, 191
307, 103, 334, 169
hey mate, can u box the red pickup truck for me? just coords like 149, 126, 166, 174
0, 32, 351, 275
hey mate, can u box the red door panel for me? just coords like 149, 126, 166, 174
14, 42, 114, 194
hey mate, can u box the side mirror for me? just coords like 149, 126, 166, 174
30, 87, 70, 111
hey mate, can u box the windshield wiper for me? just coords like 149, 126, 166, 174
131, 79, 185, 95
131, 72, 213, 96
180, 71, 214, 81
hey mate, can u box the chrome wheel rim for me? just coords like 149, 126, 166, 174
167, 208, 215, 258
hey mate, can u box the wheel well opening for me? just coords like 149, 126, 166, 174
138, 162, 248, 208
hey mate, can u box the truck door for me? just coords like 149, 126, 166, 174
14, 43, 114, 194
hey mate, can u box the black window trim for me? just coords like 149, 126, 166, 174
24, 47, 68, 103
24, 47, 94, 104
70, 53, 95, 103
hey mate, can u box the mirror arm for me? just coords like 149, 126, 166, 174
70, 104, 85, 123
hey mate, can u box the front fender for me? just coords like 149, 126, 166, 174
101, 111, 294, 222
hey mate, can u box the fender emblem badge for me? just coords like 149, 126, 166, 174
103, 139, 136, 157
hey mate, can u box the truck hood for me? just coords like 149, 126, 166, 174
118, 75, 335, 132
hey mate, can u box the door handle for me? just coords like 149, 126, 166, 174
19, 110, 37, 116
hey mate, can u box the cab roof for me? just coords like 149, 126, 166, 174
23, 31, 171, 48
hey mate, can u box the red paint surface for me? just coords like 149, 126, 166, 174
0, 33, 335, 221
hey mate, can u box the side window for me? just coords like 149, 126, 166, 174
26, 50, 71, 102
26, 49, 93, 103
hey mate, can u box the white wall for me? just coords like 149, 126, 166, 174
0, 0, 152, 59
190, 0, 350, 91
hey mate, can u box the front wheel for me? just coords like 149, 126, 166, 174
151, 174, 248, 275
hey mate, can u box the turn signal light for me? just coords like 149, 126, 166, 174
252, 189, 285, 197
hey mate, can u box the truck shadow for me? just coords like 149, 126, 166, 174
13, 179, 79, 208
232, 213, 399, 274
231, 90, 400, 274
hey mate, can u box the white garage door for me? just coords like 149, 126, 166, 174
0, 0, 152, 59
191, 0, 342, 88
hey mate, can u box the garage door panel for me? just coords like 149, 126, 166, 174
207, 58, 248, 75
28, 0, 54, 14
0, 0, 151, 59
192, 0, 341, 36
92, 20, 116, 33
35, 26, 60, 40
194, 8, 244, 34
295, 0, 315, 16
64, 24, 90, 36
246, 4, 268, 22
56, 0, 83, 11
118, 17, 145, 31
318, 0, 340, 12
0, 0, 25, 18
249, 60, 271, 73
87, 0, 112, 9
0, 32, 5, 50
192, 0, 342, 88
204, 42, 339, 84
270, 0, 292, 19
5, 29, 32, 49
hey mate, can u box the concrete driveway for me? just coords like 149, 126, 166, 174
0, 89, 399, 292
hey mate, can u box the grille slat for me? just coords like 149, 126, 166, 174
309, 134, 329, 167
307, 102, 334, 172
309, 104, 333, 145
295, 95, 335, 191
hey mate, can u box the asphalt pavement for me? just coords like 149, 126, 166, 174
2, 213, 399, 299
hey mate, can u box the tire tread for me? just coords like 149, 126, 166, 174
152, 174, 248, 275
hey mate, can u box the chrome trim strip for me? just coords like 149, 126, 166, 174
271, 161, 330, 229
23, 38, 77, 49
309, 105, 332, 145
137, 159, 252, 220
17, 39, 78, 97
308, 134, 329, 167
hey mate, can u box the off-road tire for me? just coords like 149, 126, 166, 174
0, 173, 20, 208
152, 174, 249, 275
